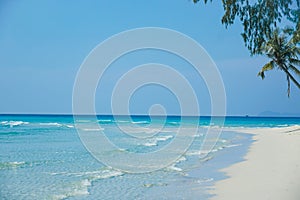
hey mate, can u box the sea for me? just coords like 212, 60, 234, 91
0, 114, 299, 200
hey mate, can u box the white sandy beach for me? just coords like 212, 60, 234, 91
211, 126, 300, 200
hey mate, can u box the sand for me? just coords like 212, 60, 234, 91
211, 126, 300, 200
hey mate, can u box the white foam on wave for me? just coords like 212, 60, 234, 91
39, 122, 62, 126
0, 161, 26, 169
176, 156, 187, 163
53, 179, 91, 200
156, 135, 173, 141
196, 178, 214, 183
141, 135, 173, 147
168, 121, 179, 125
194, 133, 204, 138
9, 161, 25, 165
186, 149, 217, 156
225, 144, 242, 148
166, 164, 183, 172
186, 150, 201, 156
38, 122, 75, 128
286, 125, 300, 130
81, 127, 105, 131
52, 168, 123, 179
199, 155, 213, 162
52, 169, 123, 200
144, 141, 158, 147
131, 121, 149, 124
186, 143, 241, 158
123, 127, 159, 134
277, 124, 289, 127
92, 169, 123, 179
98, 119, 113, 123
0, 121, 29, 127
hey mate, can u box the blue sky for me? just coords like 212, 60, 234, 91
0, 0, 299, 116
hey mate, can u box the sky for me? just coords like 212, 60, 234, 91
0, 0, 299, 116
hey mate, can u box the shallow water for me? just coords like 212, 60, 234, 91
0, 115, 299, 199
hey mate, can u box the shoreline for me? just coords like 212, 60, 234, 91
210, 126, 300, 200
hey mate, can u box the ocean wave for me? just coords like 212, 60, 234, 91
131, 121, 149, 124
39, 122, 62, 126
186, 149, 218, 156
38, 122, 74, 128
196, 178, 214, 183
225, 144, 242, 148
143, 141, 158, 147
167, 121, 179, 125
51, 168, 123, 179
0, 161, 26, 169
123, 127, 160, 134
277, 124, 289, 127
53, 179, 91, 200
186, 150, 202, 156
176, 156, 187, 163
221, 124, 300, 129
156, 135, 173, 141
166, 164, 183, 172
199, 155, 214, 162
98, 119, 113, 123
186, 142, 241, 158
286, 125, 300, 130
0, 121, 29, 127
141, 135, 173, 147
92, 169, 123, 179
52, 169, 123, 199
143, 182, 168, 188
81, 128, 105, 131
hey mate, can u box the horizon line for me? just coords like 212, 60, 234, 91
0, 113, 300, 118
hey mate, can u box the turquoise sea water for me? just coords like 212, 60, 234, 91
0, 115, 299, 199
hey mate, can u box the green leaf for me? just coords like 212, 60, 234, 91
257, 71, 265, 79
289, 58, 300, 66
289, 64, 300, 76
258, 61, 275, 79
261, 61, 275, 71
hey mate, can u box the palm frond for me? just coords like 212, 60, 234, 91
289, 64, 300, 76
260, 28, 300, 96
287, 75, 291, 97
258, 71, 265, 79
289, 58, 300, 66
258, 61, 275, 79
